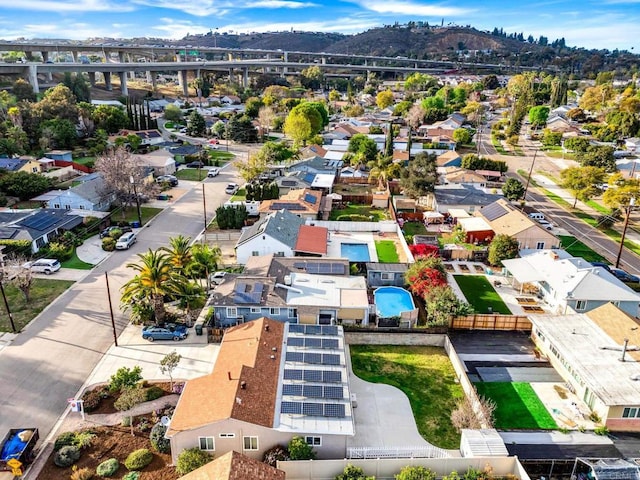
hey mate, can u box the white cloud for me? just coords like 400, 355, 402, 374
0, 0, 133, 12
214, 17, 380, 35
1, 22, 128, 40
152, 18, 213, 39
347, 0, 473, 16
132, 0, 315, 17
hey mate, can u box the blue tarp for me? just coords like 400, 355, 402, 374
0, 430, 29, 461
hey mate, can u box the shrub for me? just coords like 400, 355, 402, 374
137, 418, 152, 433
145, 386, 164, 402
70, 465, 93, 480
589, 411, 602, 423
108, 228, 123, 239
109, 366, 143, 393
81, 389, 103, 412
288, 436, 316, 460
176, 447, 214, 475
42, 241, 74, 261
121, 417, 131, 427
54, 432, 77, 451
149, 423, 170, 453
262, 445, 289, 467
54, 445, 81, 467
595, 425, 609, 436
74, 431, 96, 449
96, 458, 120, 477
121, 472, 140, 480
336, 214, 371, 222
124, 449, 153, 471
102, 237, 116, 251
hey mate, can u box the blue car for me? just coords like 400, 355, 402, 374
142, 324, 188, 342
610, 268, 640, 283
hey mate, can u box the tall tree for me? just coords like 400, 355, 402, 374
376, 89, 394, 110
161, 235, 193, 274
560, 166, 607, 208
399, 152, 437, 198
188, 243, 222, 290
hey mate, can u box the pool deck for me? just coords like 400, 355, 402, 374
328, 231, 379, 262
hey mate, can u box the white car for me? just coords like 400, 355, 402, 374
209, 271, 227, 285
225, 183, 239, 195
115, 232, 137, 250
23, 258, 61, 274
207, 168, 220, 178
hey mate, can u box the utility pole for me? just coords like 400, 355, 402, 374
0, 280, 16, 333
616, 198, 635, 269
105, 272, 118, 347
522, 149, 538, 202
202, 183, 208, 244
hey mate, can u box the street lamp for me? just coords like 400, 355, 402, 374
615, 197, 635, 269
129, 176, 143, 227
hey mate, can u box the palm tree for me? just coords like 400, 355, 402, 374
176, 282, 206, 325
188, 243, 222, 290
161, 235, 192, 275
121, 249, 186, 326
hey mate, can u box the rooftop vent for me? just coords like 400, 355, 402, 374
240, 381, 247, 390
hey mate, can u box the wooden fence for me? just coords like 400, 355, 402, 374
53, 159, 93, 174
450, 314, 532, 331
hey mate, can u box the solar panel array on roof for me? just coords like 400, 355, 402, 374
234, 282, 263, 304
286, 352, 304, 362
323, 354, 341, 365
304, 352, 322, 364
303, 385, 323, 398
282, 384, 303, 396
284, 369, 303, 380
303, 173, 316, 183
481, 202, 508, 221
303, 370, 323, 382
288, 324, 339, 336
284, 369, 342, 383
292, 262, 346, 275
288, 337, 304, 347
271, 202, 306, 211
324, 386, 344, 399
282, 180, 298, 187
303, 193, 317, 205
289, 324, 305, 334
282, 384, 344, 399
280, 401, 346, 418
21, 212, 59, 231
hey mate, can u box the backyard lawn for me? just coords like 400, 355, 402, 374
559, 235, 608, 263
61, 250, 94, 270
350, 345, 464, 449
453, 275, 511, 314
175, 168, 207, 181
0, 279, 75, 332
474, 382, 558, 429
375, 240, 399, 263
402, 221, 427, 237
329, 205, 389, 221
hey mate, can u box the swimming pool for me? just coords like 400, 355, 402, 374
340, 243, 371, 262
374, 286, 416, 318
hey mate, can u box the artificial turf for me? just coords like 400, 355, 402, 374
375, 240, 400, 263
453, 275, 512, 314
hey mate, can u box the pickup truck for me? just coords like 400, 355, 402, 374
0, 428, 39, 472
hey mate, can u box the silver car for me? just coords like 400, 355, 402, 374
23, 258, 61, 274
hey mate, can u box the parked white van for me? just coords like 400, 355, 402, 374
528, 212, 545, 221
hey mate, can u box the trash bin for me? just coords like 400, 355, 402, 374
195, 324, 203, 336
130, 221, 141, 228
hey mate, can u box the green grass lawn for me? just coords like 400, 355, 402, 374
375, 240, 399, 262
114, 206, 162, 225
175, 168, 207, 181
61, 250, 94, 270
474, 382, 558, 429
230, 188, 247, 202
208, 150, 234, 159
73, 156, 95, 166
329, 205, 389, 221
558, 235, 607, 263
402, 221, 428, 236
350, 345, 464, 449
453, 275, 511, 314
0, 279, 75, 332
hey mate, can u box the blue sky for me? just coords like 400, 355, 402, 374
0, 0, 639, 52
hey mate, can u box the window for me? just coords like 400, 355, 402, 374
199, 437, 215, 450
250, 307, 262, 314
623, 408, 640, 418
243, 436, 258, 450
536, 242, 545, 249
575, 300, 587, 311
252, 251, 259, 256
269, 308, 280, 316
289, 308, 298, 318
274, 252, 285, 257
79, 205, 85, 210
305, 436, 321, 446
381, 272, 393, 280
65, 205, 71, 210
219, 433, 235, 438
53, 204, 60, 209
226, 307, 237, 318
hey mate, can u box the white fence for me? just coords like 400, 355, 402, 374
308, 219, 398, 233
348, 445, 450, 459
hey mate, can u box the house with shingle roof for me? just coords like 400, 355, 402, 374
0, 157, 42, 173
0, 209, 83, 253
258, 189, 323, 220
178, 450, 285, 480
166, 318, 355, 462
31, 173, 114, 211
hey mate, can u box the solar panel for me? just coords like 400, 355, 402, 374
22, 212, 60, 231
330, 263, 346, 275
289, 324, 305, 334
302, 402, 324, 416
284, 369, 303, 380
282, 180, 298, 186
305, 263, 320, 274
305, 325, 321, 335
304, 352, 322, 364
322, 325, 339, 336
271, 202, 306, 211
304, 338, 322, 348
303, 173, 316, 183
282, 384, 303, 396
323, 371, 341, 383
286, 352, 304, 362
324, 386, 344, 399
234, 282, 262, 304
322, 339, 339, 349
288, 337, 304, 347
304, 193, 317, 205
303, 370, 323, 382
481, 202, 508, 221
281, 401, 302, 414
303, 385, 323, 398
324, 403, 346, 418
323, 354, 341, 366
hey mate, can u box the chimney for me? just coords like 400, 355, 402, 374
227, 371, 232, 381
240, 381, 247, 390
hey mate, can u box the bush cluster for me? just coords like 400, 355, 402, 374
124, 449, 153, 471
102, 237, 116, 251
54, 445, 81, 467
176, 447, 213, 476
336, 214, 371, 222
262, 445, 289, 467
121, 472, 140, 480
149, 423, 170, 453
145, 386, 164, 402
70, 466, 93, 480
96, 458, 120, 477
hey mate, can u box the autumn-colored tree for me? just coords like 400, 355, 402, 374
376, 89, 394, 110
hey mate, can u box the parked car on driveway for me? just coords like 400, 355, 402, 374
610, 267, 640, 283
225, 183, 239, 195
23, 258, 61, 274
209, 271, 226, 285
142, 324, 188, 341
207, 168, 220, 177
185, 161, 205, 169
100, 225, 132, 239
115, 232, 137, 250
156, 175, 178, 187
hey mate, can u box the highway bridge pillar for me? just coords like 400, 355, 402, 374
146, 70, 153, 83
242, 68, 249, 88
27, 65, 39, 94
321, 57, 326, 64
118, 51, 126, 63
41, 51, 48, 62
283, 51, 288, 74
88, 72, 96, 86
103, 71, 112, 91
179, 70, 188, 96
127, 53, 135, 80
71, 50, 78, 63
119, 72, 128, 96
24, 51, 34, 61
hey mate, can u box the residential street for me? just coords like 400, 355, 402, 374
0, 164, 242, 442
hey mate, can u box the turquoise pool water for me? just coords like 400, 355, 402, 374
374, 286, 415, 318
340, 243, 370, 262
